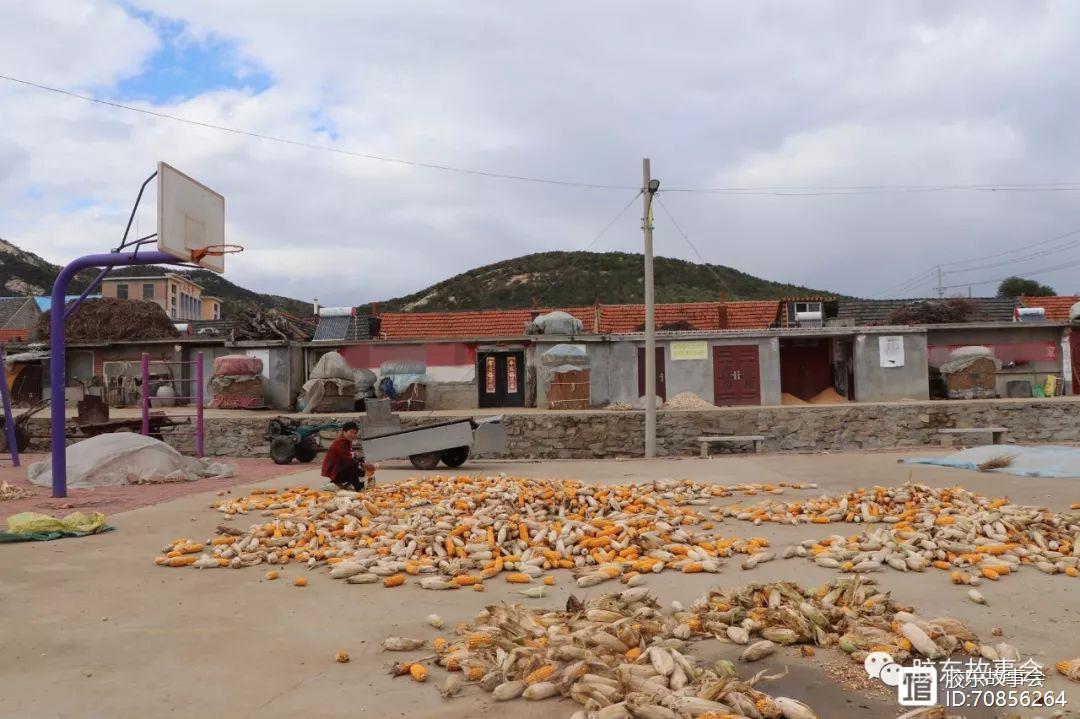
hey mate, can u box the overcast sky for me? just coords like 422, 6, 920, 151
3, 1, 1080, 306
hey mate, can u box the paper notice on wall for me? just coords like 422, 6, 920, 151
879, 336, 905, 368
671, 340, 708, 361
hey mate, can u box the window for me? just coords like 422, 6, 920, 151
795, 302, 822, 314
116, 284, 128, 300
213, 304, 220, 320
142, 283, 155, 300
170, 296, 177, 318
171, 284, 177, 295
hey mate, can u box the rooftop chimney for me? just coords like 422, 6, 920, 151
717, 304, 729, 329
313, 298, 320, 316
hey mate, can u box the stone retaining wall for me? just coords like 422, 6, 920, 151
23, 399, 1080, 459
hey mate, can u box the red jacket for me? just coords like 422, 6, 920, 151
321, 437, 354, 480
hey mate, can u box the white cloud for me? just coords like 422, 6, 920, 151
4, 1, 1080, 303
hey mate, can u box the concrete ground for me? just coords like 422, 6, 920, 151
1, 452, 1078, 719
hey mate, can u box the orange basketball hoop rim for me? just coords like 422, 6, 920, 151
190, 243, 244, 264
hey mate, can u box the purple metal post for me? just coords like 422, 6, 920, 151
49, 250, 178, 497
0, 344, 21, 467
140, 353, 151, 436
195, 352, 204, 458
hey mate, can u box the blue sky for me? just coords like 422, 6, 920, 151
106, 6, 271, 103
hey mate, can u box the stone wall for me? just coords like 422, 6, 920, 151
24, 398, 1080, 459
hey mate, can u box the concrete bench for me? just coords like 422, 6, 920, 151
937, 427, 1008, 446
697, 435, 765, 457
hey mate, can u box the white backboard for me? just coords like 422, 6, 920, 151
157, 162, 226, 272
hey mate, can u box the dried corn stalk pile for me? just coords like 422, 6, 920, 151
157, 477, 817, 584
721, 483, 1080, 582
685, 577, 1018, 666
0, 480, 33, 501
390, 577, 1002, 718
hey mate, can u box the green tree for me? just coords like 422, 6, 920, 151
996, 276, 1055, 297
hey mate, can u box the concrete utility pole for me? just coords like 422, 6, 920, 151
936, 265, 944, 298
642, 159, 659, 458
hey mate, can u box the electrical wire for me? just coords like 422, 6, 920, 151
583, 190, 642, 250
653, 195, 733, 296
0, 73, 637, 191
662, 183, 1080, 195
9, 73, 1080, 197
937, 256, 1080, 290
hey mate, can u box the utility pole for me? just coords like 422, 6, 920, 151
642, 159, 659, 458
936, 265, 943, 298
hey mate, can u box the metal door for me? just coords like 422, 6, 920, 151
636, 347, 666, 402
713, 346, 760, 405
478, 351, 525, 408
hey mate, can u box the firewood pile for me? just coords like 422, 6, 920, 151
36, 299, 179, 341
229, 306, 312, 342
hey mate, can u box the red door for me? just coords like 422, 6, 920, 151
637, 347, 666, 401
713, 346, 760, 405
779, 339, 831, 400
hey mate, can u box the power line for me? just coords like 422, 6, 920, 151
662, 183, 1080, 195
872, 268, 940, 298
10, 73, 1080, 197
938, 256, 1080, 290
653, 196, 733, 296
942, 230, 1080, 275
939, 227, 1080, 269
0, 73, 637, 191
583, 190, 642, 250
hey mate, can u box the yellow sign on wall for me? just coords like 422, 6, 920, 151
670, 341, 708, 361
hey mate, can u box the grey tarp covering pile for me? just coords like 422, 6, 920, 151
299, 351, 355, 413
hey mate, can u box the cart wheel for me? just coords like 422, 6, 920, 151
270, 436, 296, 464
295, 438, 317, 463
409, 452, 441, 470
440, 446, 470, 468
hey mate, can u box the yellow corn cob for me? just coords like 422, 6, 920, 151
525, 664, 557, 685
468, 633, 496, 649
409, 663, 428, 682
504, 573, 531, 584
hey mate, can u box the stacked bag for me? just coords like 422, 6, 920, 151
209, 355, 265, 409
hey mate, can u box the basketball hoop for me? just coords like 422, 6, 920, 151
190, 243, 244, 265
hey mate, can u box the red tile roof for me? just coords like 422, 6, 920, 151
378, 300, 782, 340
724, 301, 780, 330
379, 307, 596, 340
0, 328, 31, 343
1019, 295, 1079, 321
598, 303, 723, 333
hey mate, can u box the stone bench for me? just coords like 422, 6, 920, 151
697, 435, 765, 457
937, 427, 1008, 446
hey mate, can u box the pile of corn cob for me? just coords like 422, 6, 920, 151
384, 577, 999, 719
721, 483, 1080, 583
156, 476, 817, 584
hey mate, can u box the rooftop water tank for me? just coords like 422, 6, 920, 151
1014, 307, 1046, 322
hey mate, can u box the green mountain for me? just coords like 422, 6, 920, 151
1, 240, 834, 318
0, 238, 311, 318
380, 251, 832, 311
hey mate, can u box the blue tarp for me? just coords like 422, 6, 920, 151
904, 444, 1080, 478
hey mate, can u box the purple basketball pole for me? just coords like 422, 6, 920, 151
195, 351, 205, 458
49, 251, 179, 498
140, 353, 151, 436
0, 344, 21, 467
